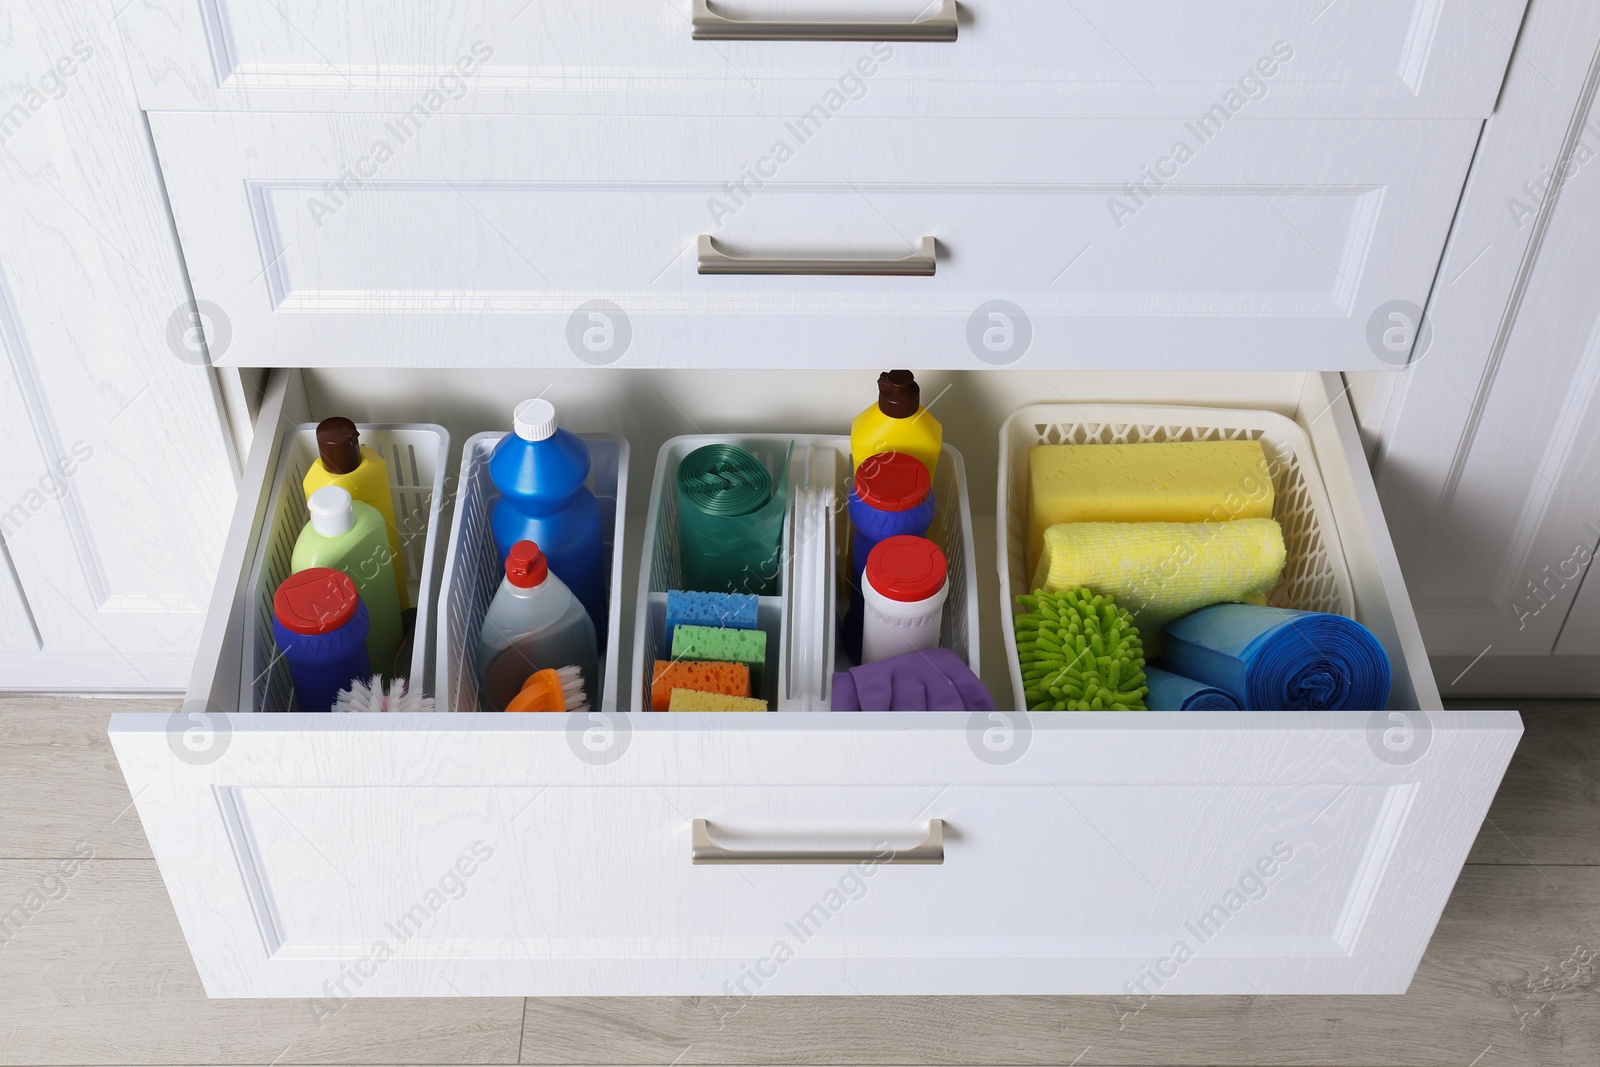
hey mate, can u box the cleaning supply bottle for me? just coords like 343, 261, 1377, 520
271, 568, 371, 713
851, 370, 942, 477
477, 540, 600, 712
291, 486, 402, 674
861, 535, 948, 664
842, 450, 937, 663
301, 418, 408, 607
489, 399, 608, 645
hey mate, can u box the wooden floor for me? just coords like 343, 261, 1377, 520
1, 697, 1595, 1067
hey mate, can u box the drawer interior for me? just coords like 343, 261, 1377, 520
192, 367, 1436, 715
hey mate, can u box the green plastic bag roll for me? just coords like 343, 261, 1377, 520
677, 442, 792, 596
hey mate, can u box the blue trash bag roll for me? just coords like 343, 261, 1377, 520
1161, 604, 1392, 711
1143, 666, 1242, 711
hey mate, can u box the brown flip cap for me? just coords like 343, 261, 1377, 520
877, 370, 921, 418
316, 417, 362, 475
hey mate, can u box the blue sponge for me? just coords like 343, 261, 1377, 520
666, 590, 759, 644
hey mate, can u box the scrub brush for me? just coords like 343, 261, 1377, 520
1015, 588, 1148, 711
505, 666, 589, 712
331, 676, 436, 713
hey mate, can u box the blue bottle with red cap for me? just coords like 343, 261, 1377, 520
272, 568, 371, 713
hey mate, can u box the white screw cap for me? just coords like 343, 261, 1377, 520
308, 485, 355, 537
513, 398, 557, 442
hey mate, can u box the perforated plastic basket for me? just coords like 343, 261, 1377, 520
998, 404, 1355, 710
437, 432, 629, 713
242, 423, 449, 713
634, 435, 978, 712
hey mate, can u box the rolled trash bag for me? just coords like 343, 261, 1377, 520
676, 442, 793, 596
1162, 603, 1391, 711
1143, 666, 1242, 711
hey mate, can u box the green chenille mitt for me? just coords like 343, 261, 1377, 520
1014, 587, 1148, 711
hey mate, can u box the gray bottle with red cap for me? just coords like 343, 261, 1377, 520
477, 540, 599, 712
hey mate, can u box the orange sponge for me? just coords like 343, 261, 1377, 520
651, 660, 750, 712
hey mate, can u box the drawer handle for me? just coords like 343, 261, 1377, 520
697, 234, 937, 276
691, 0, 958, 42
691, 818, 945, 865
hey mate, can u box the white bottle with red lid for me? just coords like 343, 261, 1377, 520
861, 535, 949, 664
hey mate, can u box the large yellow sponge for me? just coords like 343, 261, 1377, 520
667, 688, 768, 712
1027, 441, 1274, 571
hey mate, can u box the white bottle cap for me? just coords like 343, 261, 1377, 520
308, 485, 355, 537
513, 399, 557, 442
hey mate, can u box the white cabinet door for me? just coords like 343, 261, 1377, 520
148, 110, 1479, 371
1375, 0, 1600, 691
117, 0, 1527, 119
0, 2, 235, 688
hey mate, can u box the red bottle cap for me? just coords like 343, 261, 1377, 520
865, 535, 947, 603
274, 568, 360, 635
855, 451, 931, 513
506, 540, 549, 588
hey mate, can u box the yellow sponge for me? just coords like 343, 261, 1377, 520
667, 688, 768, 712
1027, 441, 1274, 572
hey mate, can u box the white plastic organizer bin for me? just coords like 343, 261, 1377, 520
634, 435, 978, 711
997, 404, 1356, 710
241, 423, 449, 713
437, 432, 629, 713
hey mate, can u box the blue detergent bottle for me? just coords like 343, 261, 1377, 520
271, 567, 371, 713
489, 399, 608, 647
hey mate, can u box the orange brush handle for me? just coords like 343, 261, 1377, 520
505, 669, 566, 712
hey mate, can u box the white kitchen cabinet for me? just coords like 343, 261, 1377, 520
147, 110, 1479, 371
116, 0, 1526, 119
107, 367, 1521, 997
0, 0, 236, 688
1372, 0, 1600, 693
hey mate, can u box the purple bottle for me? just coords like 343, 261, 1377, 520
272, 568, 370, 713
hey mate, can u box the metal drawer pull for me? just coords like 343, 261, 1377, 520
691, 0, 958, 42
697, 234, 937, 276
692, 818, 945, 864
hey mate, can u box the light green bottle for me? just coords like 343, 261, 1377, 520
291, 485, 402, 674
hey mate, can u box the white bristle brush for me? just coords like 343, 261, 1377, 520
332, 676, 436, 713
505, 665, 588, 712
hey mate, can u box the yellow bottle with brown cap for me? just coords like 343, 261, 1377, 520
850, 370, 941, 478
302, 418, 408, 608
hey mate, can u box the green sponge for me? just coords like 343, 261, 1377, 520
671, 625, 767, 688
1015, 588, 1148, 711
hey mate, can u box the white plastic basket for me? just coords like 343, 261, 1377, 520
998, 404, 1355, 710
437, 432, 629, 713
634, 435, 978, 712
242, 423, 449, 713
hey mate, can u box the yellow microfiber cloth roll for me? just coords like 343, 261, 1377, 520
1032, 518, 1286, 652
1027, 441, 1274, 574
667, 688, 768, 712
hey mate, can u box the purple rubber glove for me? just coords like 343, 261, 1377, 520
831, 648, 996, 711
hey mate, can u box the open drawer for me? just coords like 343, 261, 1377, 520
109, 368, 1519, 997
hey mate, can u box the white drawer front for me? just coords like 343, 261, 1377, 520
109, 712, 1519, 997
120, 0, 1526, 119
150, 112, 1478, 370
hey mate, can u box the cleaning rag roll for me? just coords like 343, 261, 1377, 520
1032, 518, 1286, 651
1027, 440, 1274, 574
831, 647, 995, 711
1143, 666, 1242, 711
677, 443, 792, 596
1162, 603, 1392, 711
